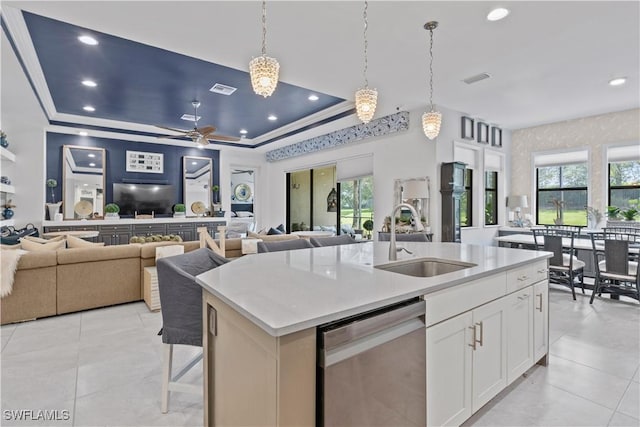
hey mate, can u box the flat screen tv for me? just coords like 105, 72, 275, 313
113, 183, 175, 216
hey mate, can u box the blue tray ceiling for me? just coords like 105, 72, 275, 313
23, 11, 345, 140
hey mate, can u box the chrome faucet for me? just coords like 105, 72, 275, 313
389, 203, 425, 261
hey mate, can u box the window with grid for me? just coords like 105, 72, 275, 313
536, 164, 588, 226
485, 171, 498, 225
460, 169, 472, 227
608, 161, 640, 210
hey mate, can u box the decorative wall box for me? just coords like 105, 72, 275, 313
461, 116, 475, 140
491, 127, 502, 147
126, 151, 164, 173
476, 122, 489, 144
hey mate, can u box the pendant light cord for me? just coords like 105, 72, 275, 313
363, 0, 369, 87
428, 26, 435, 111
261, 0, 267, 56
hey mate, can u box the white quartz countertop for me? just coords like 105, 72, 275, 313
196, 242, 551, 337
43, 217, 226, 226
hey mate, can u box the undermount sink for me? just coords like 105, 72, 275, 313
375, 257, 476, 278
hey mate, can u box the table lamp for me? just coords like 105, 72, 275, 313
508, 195, 528, 227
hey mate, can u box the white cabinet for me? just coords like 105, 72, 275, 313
426, 311, 473, 427
506, 286, 534, 384
533, 280, 549, 362
426, 296, 508, 425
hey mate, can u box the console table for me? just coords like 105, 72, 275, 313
43, 218, 226, 245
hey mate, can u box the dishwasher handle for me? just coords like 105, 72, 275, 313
322, 300, 425, 351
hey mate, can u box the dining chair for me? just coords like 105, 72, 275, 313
156, 248, 229, 413
532, 226, 585, 300
589, 230, 640, 304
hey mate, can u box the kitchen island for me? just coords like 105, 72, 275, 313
196, 242, 551, 427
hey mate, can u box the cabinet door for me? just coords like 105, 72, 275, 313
533, 281, 549, 362
471, 297, 507, 412
426, 311, 473, 427
506, 287, 534, 385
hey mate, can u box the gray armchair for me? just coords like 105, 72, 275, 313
310, 234, 356, 247
257, 239, 314, 253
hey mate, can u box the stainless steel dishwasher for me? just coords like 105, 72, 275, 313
317, 298, 426, 427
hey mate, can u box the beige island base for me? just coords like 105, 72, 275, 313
196, 242, 551, 427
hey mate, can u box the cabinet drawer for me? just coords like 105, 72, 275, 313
99, 225, 132, 232
132, 225, 166, 234
506, 261, 547, 294
425, 272, 507, 327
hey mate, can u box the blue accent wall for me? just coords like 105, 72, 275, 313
46, 132, 220, 217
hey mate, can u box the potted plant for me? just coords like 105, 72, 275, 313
607, 206, 621, 220
363, 219, 374, 239
104, 203, 120, 219
173, 203, 186, 218
621, 207, 638, 221
585, 206, 603, 229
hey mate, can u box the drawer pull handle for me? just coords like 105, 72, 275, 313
517, 275, 529, 281
536, 293, 543, 312
518, 294, 530, 301
468, 325, 477, 350
476, 321, 484, 347
537, 269, 548, 274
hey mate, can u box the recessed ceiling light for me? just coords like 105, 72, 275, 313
268, 115, 277, 121
79, 131, 89, 136
83, 183, 88, 186
192, 161, 198, 165
487, 8, 510, 21
83, 105, 95, 112
88, 153, 95, 158
609, 77, 627, 86
78, 35, 98, 45
89, 162, 96, 167
82, 79, 97, 87
308, 94, 319, 101
239, 129, 248, 134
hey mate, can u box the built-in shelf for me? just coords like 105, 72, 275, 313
0, 218, 15, 227
0, 147, 16, 162
0, 183, 15, 194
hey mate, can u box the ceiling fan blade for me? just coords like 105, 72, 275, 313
205, 134, 241, 142
159, 134, 189, 140
197, 125, 217, 134
155, 125, 189, 134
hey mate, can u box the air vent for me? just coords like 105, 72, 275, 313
463, 73, 491, 85
210, 83, 237, 95
181, 114, 201, 122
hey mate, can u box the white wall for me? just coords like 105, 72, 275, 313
260, 106, 511, 244
1, 30, 49, 230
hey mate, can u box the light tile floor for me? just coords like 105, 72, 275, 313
1, 286, 638, 427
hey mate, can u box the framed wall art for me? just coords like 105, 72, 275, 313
461, 116, 475, 140
126, 150, 164, 173
491, 127, 503, 147
476, 122, 489, 144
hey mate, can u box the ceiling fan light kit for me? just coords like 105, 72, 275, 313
250, 0, 280, 98
422, 20, 442, 140
355, 0, 378, 124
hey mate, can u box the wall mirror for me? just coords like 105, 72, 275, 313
230, 167, 256, 219
183, 156, 212, 215
62, 145, 106, 219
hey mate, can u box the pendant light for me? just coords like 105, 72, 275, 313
422, 21, 442, 140
354, 1, 378, 123
249, 0, 280, 97
327, 166, 338, 212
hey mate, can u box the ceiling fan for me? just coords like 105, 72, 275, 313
156, 100, 240, 146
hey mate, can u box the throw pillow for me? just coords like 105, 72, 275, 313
276, 224, 286, 233
22, 235, 64, 244
21, 239, 66, 252
66, 234, 105, 248
267, 227, 282, 235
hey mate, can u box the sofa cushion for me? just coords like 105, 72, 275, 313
248, 231, 300, 242
22, 235, 65, 244
21, 239, 66, 252
267, 227, 283, 235
139, 241, 200, 260
57, 244, 141, 264
16, 251, 57, 269
66, 234, 105, 248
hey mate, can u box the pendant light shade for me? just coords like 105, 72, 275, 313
423, 21, 441, 140
250, 1, 280, 98
327, 166, 338, 212
422, 110, 442, 140
354, 1, 377, 124
249, 55, 280, 97
355, 87, 378, 123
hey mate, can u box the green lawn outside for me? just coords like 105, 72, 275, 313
340, 208, 373, 228
538, 209, 587, 226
